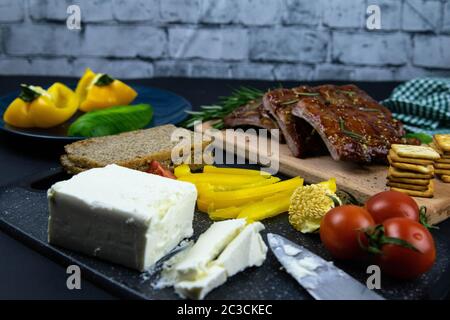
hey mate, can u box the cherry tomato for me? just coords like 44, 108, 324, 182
320, 205, 375, 260
376, 218, 435, 279
365, 191, 419, 224
146, 160, 176, 179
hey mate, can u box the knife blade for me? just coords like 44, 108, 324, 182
267, 233, 384, 300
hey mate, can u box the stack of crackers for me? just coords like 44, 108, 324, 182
387, 144, 441, 198
431, 134, 450, 183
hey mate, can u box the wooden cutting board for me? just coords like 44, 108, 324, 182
197, 122, 450, 225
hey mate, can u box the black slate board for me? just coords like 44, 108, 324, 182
1, 168, 450, 300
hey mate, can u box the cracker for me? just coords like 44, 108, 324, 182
387, 176, 431, 186
390, 187, 434, 198
435, 162, 450, 169
429, 141, 443, 154
391, 144, 441, 160
388, 150, 434, 165
390, 181, 434, 198
436, 158, 450, 164
388, 166, 433, 179
434, 134, 450, 152
441, 175, 450, 183
435, 168, 450, 175
390, 162, 434, 174
387, 181, 429, 191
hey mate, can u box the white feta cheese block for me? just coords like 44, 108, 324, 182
47, 164, 197, 271
215, 222, 267, 277
174, 265, 227, 300
165, 219, 267, 299
175, 219, 246, 280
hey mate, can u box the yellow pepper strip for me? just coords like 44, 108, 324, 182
208, 206, 246, 221
318, 177, 337, 193
194, 177, 279, 195
200, 176, 303, 203
197, 183, 302, 212
3, 83, 79, 129
203, 165, 271, 176
212, 176, 280, 191
197, 197, 212, 213
178, 173, 268, 186
76, 68, 137, 112
174, 164, 192, 178
237, 191, 292, 222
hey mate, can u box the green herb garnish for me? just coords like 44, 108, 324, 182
296, 92, 320, 97
404, 132, 433, 144
181, 87, 264, 129
338, 90, 355, 97
95, 74, 115, 86
68, 104, 153, 137
358, 107, 380, 112
339, 118, 366, 142
280, 99, 299, 105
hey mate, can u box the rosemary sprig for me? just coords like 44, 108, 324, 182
181, 86, 264, 129
280, 99, 299, 105
279, 93, 320, 106
339, 118, 366, 142
358, 107, 380, 112
296, 92, 320, 97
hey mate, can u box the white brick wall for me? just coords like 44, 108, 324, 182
0, 0, 449, 80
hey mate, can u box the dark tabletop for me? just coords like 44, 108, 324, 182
1, 76, 449, 300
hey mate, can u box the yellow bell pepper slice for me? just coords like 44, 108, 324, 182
197, 197, 212, 213
198, 178, 302, 209
3, 83, 79, 128
318, 177, 337, 193
178, 173, 268, 186
237, 191, 292, 222
200, 176, 303, 203
203, 165, 271, 176
207, 190, 293, 222
75, 68, 96, 104
208, 206, 246, 221
174, 164, 192, 178
195, 176, 280, 195
211, 176, 280, 191
76, 68, 137, 112
3, 97, 35, 128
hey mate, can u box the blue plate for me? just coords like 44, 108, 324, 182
0, 85, 192, 141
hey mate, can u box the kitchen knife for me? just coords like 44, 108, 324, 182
267, 233, 385, 300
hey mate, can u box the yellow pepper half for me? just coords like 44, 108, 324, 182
76, 68, 137, 112
3, 83, 79, 128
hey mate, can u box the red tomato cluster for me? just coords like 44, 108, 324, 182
319, 191, 436, 280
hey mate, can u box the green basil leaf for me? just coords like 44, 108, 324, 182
68, 104, 153, 137
404, 132, 433, 144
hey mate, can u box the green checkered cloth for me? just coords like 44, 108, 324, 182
381, 78, 450, 135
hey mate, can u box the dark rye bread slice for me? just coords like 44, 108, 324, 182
62, 125, 209, 173
61, 155, 175, 175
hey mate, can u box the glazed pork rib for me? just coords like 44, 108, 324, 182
262, 86, 327, 158
223, 99, 279, 131
291, 84, 405, 163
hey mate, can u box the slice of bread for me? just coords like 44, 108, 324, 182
61, 125, 210, 174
